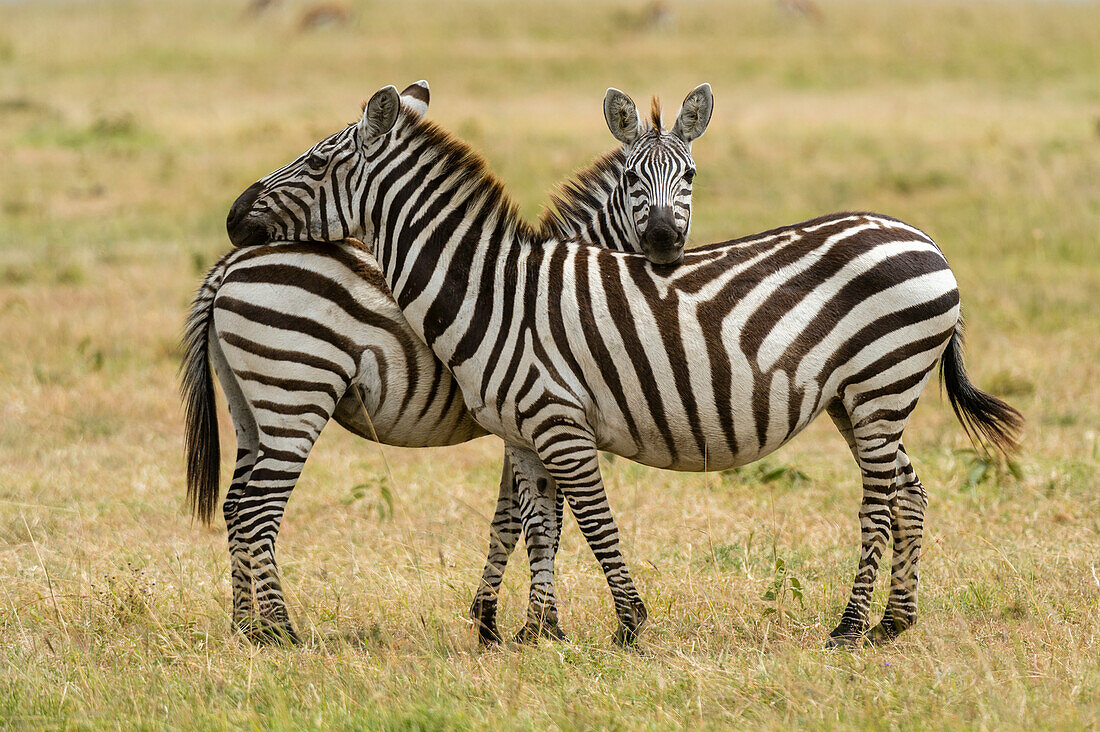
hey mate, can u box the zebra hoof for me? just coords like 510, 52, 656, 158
613, 598, 648, 647
826, 617, 870, 650
866, 615, 907, 646
513, 620, 566, 645
236, 618, 300, 646
476, 623, 504, 648
824, 630, 863, 651
470, 599, 503, 647
613, 623, 645, 648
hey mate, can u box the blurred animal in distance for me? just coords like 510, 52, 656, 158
778, 0, 824, 24
298, 2, 351, 31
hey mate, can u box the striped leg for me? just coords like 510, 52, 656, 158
868, 445, 927, 644
232, 443, 308, 644
208, 339, 268, 635
551, 490, 565, 557
533, 430, 646, 646
471, 449, 567, 646
509, 447, 566, 644
225, 445, 258, 628
470, 454, 522, 646
827, 417, 903, 649
211, 317, 349, 644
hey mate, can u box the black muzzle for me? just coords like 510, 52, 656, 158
641, 206, 684, 265
226, 181, 269, 247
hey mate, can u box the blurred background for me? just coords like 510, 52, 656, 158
0, 0, 1097, 727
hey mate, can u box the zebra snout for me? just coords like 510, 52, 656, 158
227, 181, 270, 247
645, 223, 678, 249
642, 207, 684, 265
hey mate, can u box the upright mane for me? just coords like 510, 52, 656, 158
537, 97, 664, 242
398, 104, 665, 246
537, 148, 626, 241
400, 109, 539, 243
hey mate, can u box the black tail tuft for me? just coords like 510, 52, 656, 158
179, 270, 223, 526
940, 321, 1024, 457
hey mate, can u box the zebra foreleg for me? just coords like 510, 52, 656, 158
534, 432, 646, 647
471, 449, 569, 646
508, 446, 566, 644
470, 453, 522, 646
867, 444, 927, 645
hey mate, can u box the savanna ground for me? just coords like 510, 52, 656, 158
1, 0, 1098, 727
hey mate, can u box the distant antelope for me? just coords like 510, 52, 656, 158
297, 2, 350, 31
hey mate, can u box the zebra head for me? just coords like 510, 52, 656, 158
226, 81, 431, 247
603, 83, 712, 265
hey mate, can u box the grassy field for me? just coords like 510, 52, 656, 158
1, 0, 1098, 727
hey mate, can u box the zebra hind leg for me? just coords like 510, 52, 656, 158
509, 446, 567, 644
208, 337, 278, 642
225, 446, 258, 635
826, 415, 904, 650
867, 444, 927, 645
470, 453, 522, 646
533, 432, 646, 647
232, 441, 316, 646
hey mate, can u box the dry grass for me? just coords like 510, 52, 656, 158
1, 0, 1098, 727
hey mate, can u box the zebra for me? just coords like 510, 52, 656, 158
223, 83, 1024, 648
183, 81, 712, 644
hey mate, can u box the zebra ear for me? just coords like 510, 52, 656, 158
400, 80, 430, 119
604, 88, 642, 145
672, 83, 713, 143
359, 85, 402, 141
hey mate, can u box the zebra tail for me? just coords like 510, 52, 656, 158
179, 260, 226, 525
939, 320, 1024, 457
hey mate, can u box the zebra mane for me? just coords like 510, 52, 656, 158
537, 148, 626, 241
537, 100, 668, 242
401, 109, 539, 243
397, 105, 672, 247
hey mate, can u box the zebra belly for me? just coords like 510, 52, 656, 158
590, 385, 830, 472
331, 392, 487, 447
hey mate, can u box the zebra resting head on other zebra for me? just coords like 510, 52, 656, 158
187, 82, 711, 646
224, 83, 1024, 650
226, 80, 431, 249
226, 81, 711, 266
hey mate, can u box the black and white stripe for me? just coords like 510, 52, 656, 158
220, 84, 1022, 648
184, 82, 707, 643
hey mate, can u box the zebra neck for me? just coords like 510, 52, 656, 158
561, 175, 635, 252
540, 148, 637, 252
365, 128, 534, 359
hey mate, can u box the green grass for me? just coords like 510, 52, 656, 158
1, 0, 1098, 727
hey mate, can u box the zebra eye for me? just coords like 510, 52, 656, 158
625, 170, 641, 186
683, 169, 696, 184
306, 153, 326, 169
